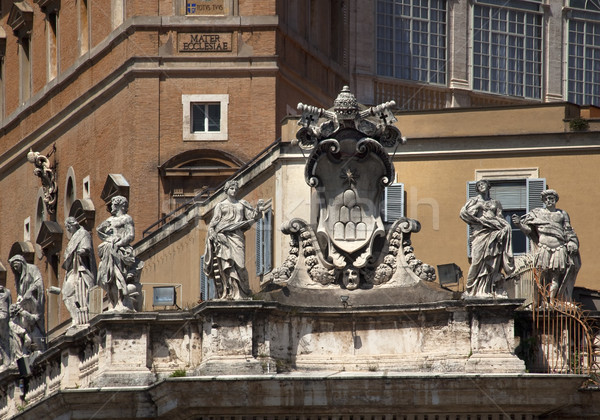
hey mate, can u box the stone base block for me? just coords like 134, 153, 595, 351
196, 355, 270, 376
465, 353, 526, 373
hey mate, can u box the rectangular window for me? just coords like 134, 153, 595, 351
376, 0, 447, 84
24, 217, 31, 241
182, 94, 228, 141
192, 103, 221, 133
472, 1, 542, 99
83, 175, 91, 199
567, 10, 600, 106
466, 178, 545, 256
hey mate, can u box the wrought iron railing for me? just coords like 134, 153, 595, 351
511, 261, 599, 379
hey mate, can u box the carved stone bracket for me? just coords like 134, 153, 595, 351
68, 198, 96, 232
8, 241, 35, 263
35, 220, 63, 256
100, 174, 130, 211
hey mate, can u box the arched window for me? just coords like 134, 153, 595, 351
64, 167, 77, 218
159, 149, 243, 214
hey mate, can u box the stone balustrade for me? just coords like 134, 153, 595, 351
0, 297, 538, 418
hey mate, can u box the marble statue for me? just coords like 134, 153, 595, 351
203, 180, 266, 300
266, 86, 436, 291
460, 180, 514, 298
97, 196, 143, 312
0, 286, 11, 367
27, 148, 58, 214
63, 217, 97, 326
512, 189, 581, 302
8, 255, 46, 359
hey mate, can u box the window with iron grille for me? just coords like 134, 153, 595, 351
567, 1, 600, 106
376, 0, 447, 84
472, 1, 542, 99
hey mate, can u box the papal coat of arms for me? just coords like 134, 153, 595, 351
267, 87, 436, 290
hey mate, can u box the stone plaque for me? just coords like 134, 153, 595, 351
178, 33, 232, 52
186, 0, 225, 16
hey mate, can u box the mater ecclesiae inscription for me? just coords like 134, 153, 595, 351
178, 33, 232, 52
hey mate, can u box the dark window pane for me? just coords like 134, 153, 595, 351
507, 210, 527, 254
191, 104, 206, 132
207, 104, 221, 132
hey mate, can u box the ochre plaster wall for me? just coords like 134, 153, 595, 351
396, 153, 600, 291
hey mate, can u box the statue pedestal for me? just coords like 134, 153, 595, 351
194, 289, 525, 375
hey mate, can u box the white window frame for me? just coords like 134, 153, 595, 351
376, 0, 447, 84
565, 9, 600, 106
471, 0, 543, 99
182, 94, 229, 141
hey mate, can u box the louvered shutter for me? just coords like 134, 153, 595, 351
263, 209, 272, 273
255, 216, 264, 276
526, 178, 546, 252
383, 183, 404, 222
466, 181, 478, 258
490, 183, 526, 210
526, 178, 546, 212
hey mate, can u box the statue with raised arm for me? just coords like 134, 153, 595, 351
460, 180, 514, 298
203, 180, 265, 300
97, 196, 143, 312
512, 189, 581, 303
8, 255, 46, 359
63, 217, 97, 326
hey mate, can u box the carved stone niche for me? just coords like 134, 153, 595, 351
33, 0, 60, 13
9, 241, 35, 264
69, 198, 96, 232
7, 2, 33, 37
36, 220, 63, 256
100, 174, 129, 212
0, 262, 6, 287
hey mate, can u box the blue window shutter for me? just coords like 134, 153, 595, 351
255, 216, 264, 276
383, 183, 404, 222
264, 209, 272, 273
200, 255, 207, 301
466, 181, 478, 258
526, 178, 546, 212
526, 178, 546, 252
